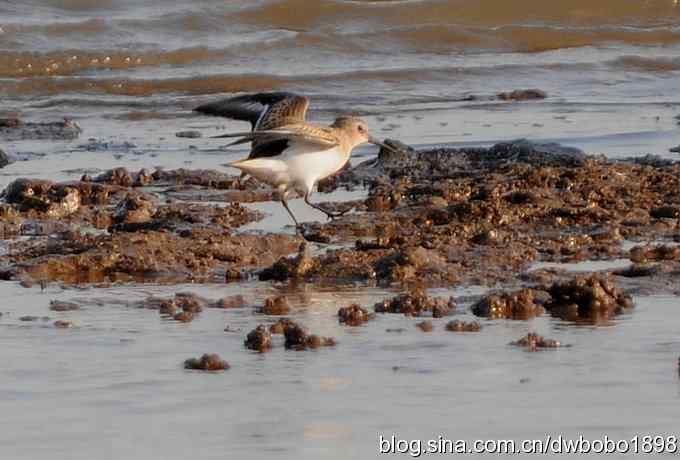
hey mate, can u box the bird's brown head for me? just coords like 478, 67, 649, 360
331, 116, 392, 151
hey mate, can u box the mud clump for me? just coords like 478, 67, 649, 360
497, 89, 547, 101
445, 320, 482, 332
20, 315, 47, 322
284, 323, 336, 350
143, 292, 206, 322
54, 320, 73, 328
260, 295, 290, 315
615, 264, 659, 278
259, 243, 317, 282
510, 333, 566, 351
374, 289, 454, 317
49, 300, 80, 312
472, 288, 546, 320
174, 292, 205, 313
650, 206, 680, 219
244, 325, 273, 352
111, 192, 156, 227
176, 130, 202, 138
159, 299, 179, 316
9, 227, 297, 284
0, 166, 300, 285
95, 167, 133, 187
374, 246, 454, 283
3, 178, 84, 218
300, 227, 332, 244
630, 245, 680, 263
269, 318, 297, 335
416, 320, 433, 332
0, 148, 11, 168
338, 304, 373, 326
173, 311, 194, 322
0, 117, 81, 141
210, 295, 246, 309
545, 274, 633, 323
184, 354, 230, 371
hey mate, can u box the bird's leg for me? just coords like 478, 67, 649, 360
280, 192, 305, 236
281, 196, 299, 226
304, 191, 353, 221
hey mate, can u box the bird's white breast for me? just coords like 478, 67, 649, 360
283, 145, 348, 192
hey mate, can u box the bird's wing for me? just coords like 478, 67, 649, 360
194, 92, 310, 130
248, 138, 291, 159
213, 124, 340, 153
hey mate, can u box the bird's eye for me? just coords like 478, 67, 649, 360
357, 125, 365, 132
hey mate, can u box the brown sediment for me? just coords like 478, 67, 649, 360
49, 300, 80, 311
510, 332, 567, 351
2, 140, 680, 311
137, 292, 209, 321
210, 295, 247, 309
19, 315, 43, 321
496, 89, 547, 101
629, 245, 680, 263
159, 299, 179, 316
53, 320, 73, 328
374, 288, 454, 317
0, 168, 300, 284
415, 320, 433, 332
184, 354, 230, 371
269, 318, 297, 335
445, 320, 482, 332
472, 288, 546, 320
283, 323, 336, 350
259, 243, 317, 282
172, 311, 194, 322
614, 263, 659, 278
544, 274, 633, 324
259, 295, 290, 315
175, 130, 202, 138
244, 325, 273, 352
252, 139, 680, 295
0, 117, 81, 141
338, 304, 373, 326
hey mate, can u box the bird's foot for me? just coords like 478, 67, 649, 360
324, 206, 354, 221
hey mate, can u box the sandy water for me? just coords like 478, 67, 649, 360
2, 1, 680, 458
0, 281, 678, 459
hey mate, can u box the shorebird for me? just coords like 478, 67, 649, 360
195, 92, 393, 230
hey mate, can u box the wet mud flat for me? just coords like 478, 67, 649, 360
1, 138, 679, 325
1, 137, 680, 458
2, 138, 680, 304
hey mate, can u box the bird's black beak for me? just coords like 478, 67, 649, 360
368, 136, 397, 153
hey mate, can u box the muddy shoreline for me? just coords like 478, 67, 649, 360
2, 126, 679, 460
1, 137, 679, 326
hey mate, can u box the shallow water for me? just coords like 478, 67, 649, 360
2, 1, 680, 458
0, 282, 678, 459
530, 258, 633, 273
2, 0, 680, 163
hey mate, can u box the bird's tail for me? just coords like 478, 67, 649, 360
226, 158, 287, 176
